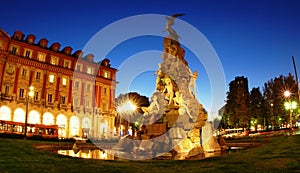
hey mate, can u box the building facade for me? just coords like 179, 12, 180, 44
0, 29, 117, 139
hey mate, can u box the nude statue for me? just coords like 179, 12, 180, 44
162, 76, 174, 105
189, 71, 198, 97
142, 95, 159, 115
173, 91, 192, 118
154, 70, 163, 88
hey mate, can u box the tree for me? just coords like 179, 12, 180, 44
263, 73, 298, 129
249, 87, 264, 131
225, 76, 250, 129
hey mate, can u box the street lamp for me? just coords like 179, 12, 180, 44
24, 86, 34, 139
116, 100, 137, 136
284, 90, 296, 135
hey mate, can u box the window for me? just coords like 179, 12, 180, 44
34, 92, 39, 101
74, 81, 80, 89
36, 72, 41, 80
73, 98, 80, 107
103, 87, 107, 94
76, 64, 82, 71
103, 71, 111, 79
28, 38, 33, 44
19, 88, 24, 98
0, 41, 3, 50
64, 60, 71, 68
60, 96, 66, 104
37, 52, 46, 62
24, 49, 32, 58
47, 94, 53, 103
86, 84, 91, 92
21, 69, 27, 77
62, 78, 67, 86
49, 75, 54, 83
87, 67, 93, 75
11, 46, 17, 54
4, 86, 9, 95
50, 56, 59, 65
14, 35, 20, 40
104, 72, 107, 78
85, 100, 90, 108
6, 64, 14, 74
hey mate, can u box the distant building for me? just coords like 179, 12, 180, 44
0, 29, 117, 139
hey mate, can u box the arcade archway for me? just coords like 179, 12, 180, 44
0, 106, 11, 121
56, 114, 67, 138
70, 116, 79, 137
28, 110, 40, 124
43, 112, 54, 125
13, 108, 25, 123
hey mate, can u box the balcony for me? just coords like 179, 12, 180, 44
1, 94, 12, 101
46, 102, 54, 107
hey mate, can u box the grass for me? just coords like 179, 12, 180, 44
0, 135, 300, 173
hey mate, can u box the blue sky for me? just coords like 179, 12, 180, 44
1, 0, 300, 116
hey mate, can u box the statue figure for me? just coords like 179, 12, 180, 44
142, 95, 159, 115
154, 69, 163, 89
173, 91, 192, 118
162, 76, 174, 105
164, 14, 185, 42
189, 71, 198, 97
173, 91, 182, 106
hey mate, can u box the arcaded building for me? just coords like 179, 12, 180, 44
0, 29, 117, 139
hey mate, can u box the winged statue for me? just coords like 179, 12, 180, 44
164, 13, 185, 41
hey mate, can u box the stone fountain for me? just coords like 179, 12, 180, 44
114, 14, 222, 160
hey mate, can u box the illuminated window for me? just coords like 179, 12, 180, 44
22, 69, 27, 77
19, 88, 24, 98
37, 52, 46, 62
34, 92, 39, 101
62, 78, 67, 86
4, 86, 9, 95
0, 41, 3, 50
36, 72, 41, 80
64, 60, 71, 68
24, 49, 32, 58
48, 94, 53, 103
103, 88, 107, 94
11, 46, 17, 54
50, 56, 59, 65
49, 75, 55, 83
103, 71, 110, 79
87, 67, 93, 75
60, 96, 66, 104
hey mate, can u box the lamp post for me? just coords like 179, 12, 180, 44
284, 90, 296, 135
24, 86, 34, 139
116, 100, 137, 136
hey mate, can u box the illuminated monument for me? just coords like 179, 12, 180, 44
115, 14, 221, 160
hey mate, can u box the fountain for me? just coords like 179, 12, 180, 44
114, 14, 223, 160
